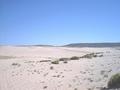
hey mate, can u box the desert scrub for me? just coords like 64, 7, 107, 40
51, 60, 59, 64
107, 73, 120, 89
59, 58, 69, 61
59, 57, 69, 63
80, 53, 98, 59
70, 56, 80, 60
12, 63, 21, 67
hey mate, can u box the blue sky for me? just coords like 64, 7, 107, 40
0, 0, 120, 45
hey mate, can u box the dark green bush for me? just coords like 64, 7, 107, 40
108, 73, 120, 89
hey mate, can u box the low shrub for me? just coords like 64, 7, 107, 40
107, 73, 120, 89
12, 63, 21, 67
80, 53, 99, 59
70, 56, 80, 60
51, 60, 59, 64
59, 58, 69, 61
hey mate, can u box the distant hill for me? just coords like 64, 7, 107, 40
15, 45, 54, 47
33, 45, 54, 47
64, 43, 120, 47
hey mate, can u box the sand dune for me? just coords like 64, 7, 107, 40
0, 46, 120, 90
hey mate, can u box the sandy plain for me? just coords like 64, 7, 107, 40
0, 46, 120, 90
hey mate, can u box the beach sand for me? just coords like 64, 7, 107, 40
0, 46, 120, 90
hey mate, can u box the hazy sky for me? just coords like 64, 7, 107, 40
0, 0, 120, 45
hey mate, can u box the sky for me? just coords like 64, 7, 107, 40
0, 0, 120, 45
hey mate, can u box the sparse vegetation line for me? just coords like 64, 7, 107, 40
51, 52, 103, 64
22, 52, 103, 65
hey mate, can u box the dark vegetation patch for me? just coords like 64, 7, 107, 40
24, 52, 103, 65
80, 52, 103, 59
12, 63, 21, 67
100, 73, 120, 90
50, 52, 103, 64
59, 58, 69, 61
51, 60, 59, 64
70, 56, 80, 60
108, 73, 120, 89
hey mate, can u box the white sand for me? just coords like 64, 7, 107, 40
0, 46, 120, 90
